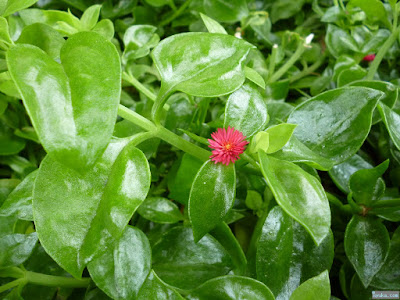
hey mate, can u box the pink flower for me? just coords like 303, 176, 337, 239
208, 126, 248, 166
363, 54, 375, 62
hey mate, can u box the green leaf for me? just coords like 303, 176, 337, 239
344, 216, 390, 288
224, 83, 268, 137
16, 23, 65, 60
287, 87, 383, 164
348, 0, 390, 27
378, 103, 400, 152
264, 123, 297, 154
7, 32, 121, 170
244, 66, 266, 89
2, 0, 38, 17
248, 131, 269, 154
203, 0, 249, 23
123, 25, 159, 61
152, 226, 233, 290
92, 19, 114, 40
0, 232, 38, 268
137, 197, 183, 224
325, 25, 359, 58
271, 135, 334, 171
258, 152, 331, 245
349, 160, 389, 205
151, 32, 254, 116
187, 275, 275, 300
0, 17, 12, 45
0, 179, 20, 206
88, 226, 151, 300
256, 206, 334, 299
33, 138, 151, 278
189, 161, 236, 242
80, 4, 101, 30
137, 270, 185, 300
371, 226, 400, 289
200, 13, 227, 34
289, 270, 330, 300
0, 170, 37, 220
328, 154, 373, 194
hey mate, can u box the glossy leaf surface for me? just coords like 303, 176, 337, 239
289, 271, 330, 300
344, 216, 390, 287
189, 161, 236, 242
287, 87, 383, 163
256, 206, 334, 299
187, 276, 275, 300
88, 226, 151, 300
7, 31, 121, 170
224, 83, 268, 137
0, 232, 38, 268
137, 197, 183, 224
33, 138, 151, 278
259, 152, 330, 245
264, 123, 297, 154
137, 270, 184, 300
379, 103, 400, 151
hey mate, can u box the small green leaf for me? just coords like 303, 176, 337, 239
248, 131, 269, 154
200, 13, 227, 34
152, 226, 233, 290
264, 123, 297, 154
378, 103, 400, 152
325, 25, 359, 58
289, 270, 330, 300
88, 226, 151, 300
256, 206, 334, 299
137, 197, 183, 224
92, 19, 114, 40
224, 83, 268, 137
348, 0, 390, 27
0, 170, 37, 220
245, 190, 263, 211
258, 152, 331, 245
138, 270, 185, 300
2, 0, 38, 17
344, 216, 390, 288
245, 66, 266, 89
287, 87, 383, 164
0, 17, 12, 45
187, 276, 275, 300
80, 4, 101, 30
189, 161, 236, 242
349, 160, 389, 205
203, 0, 249, 23
0, 232, 38, 268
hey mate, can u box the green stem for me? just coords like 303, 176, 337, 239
129, 131, 156, 146
326, 192, 352, 215
0, 278, 26, 294
160, 0, 192, 27
268, 41, 308, 83
118, 105, 157, 132
366, 25, 400, 80
25, 271, 90, 288
210, 222, 247, 276
289, 53, 326, 83
122, 72, 157, 103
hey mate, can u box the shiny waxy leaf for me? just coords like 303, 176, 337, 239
33, 138, 151, 278
203, 0, 248, 23
200, 13, 227, 34
88, 226, 151, 300
379, 103, 400, 152
137, 270, 184, 300
287, 87, 383, 164
349, 160, 389, 205
151, 32, 254, 115
224, 83, 268, 137
264, 123, 297, 154
137, 197, 183, 224
258, 152, 331, 245
7, 31, 121, 170
256, 206, 334, 299
0, 170, 37, 220
0, 232, 38, 268
152, 226, 233, 290
187, 276, 275, 300
1, 0, 38, 17
371, 226, 400, 289
189, 161, 236, 242
289, 271, 330, 300
344, 216, 390, 287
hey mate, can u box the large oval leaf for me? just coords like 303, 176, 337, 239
189, 161, 236, 242
256, 206, 334, 299
88, 226, 151, 300
187, 275, 275, 300
258, 152, 331, 245
287, 87, 384, 163
7, 31, 121, 170
33, 138, 151, 278
224, 82, 268, 138
152, 226, 233, 290
344, 216, 390, 288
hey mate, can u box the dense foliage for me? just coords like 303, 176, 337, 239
0, 0, 399, 299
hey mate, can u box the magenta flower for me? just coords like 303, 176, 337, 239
208, 126, 248, 166
363, 54, 375, 62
